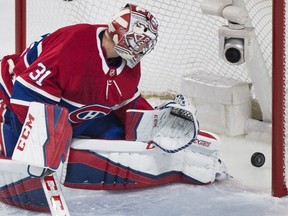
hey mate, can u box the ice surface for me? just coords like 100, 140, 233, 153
0, 176, 287, 216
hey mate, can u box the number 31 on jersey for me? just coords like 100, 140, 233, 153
29, 62, 51, 86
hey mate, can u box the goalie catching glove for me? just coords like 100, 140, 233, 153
126, 94, 199, 153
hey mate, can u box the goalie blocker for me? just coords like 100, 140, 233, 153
12, 102, 72, 175
0, 102, 72, 212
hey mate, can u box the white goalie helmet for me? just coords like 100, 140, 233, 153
108, 4, 159, 68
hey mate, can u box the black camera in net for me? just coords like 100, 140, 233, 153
224, 38, 244, 65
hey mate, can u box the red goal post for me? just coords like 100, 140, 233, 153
272, 0, 287, 197
15, 0, 26, 54
14, 0, 286, 197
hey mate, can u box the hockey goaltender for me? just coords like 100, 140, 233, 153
0, 3, 228, 214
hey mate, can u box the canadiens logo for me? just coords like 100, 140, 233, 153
69, 104, 112, 123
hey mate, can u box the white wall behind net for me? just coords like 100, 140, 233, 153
26, 0, 272, 97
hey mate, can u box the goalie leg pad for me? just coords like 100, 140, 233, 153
12, 102, 73, 172
63, 149, 206, 190
0, 155, 49, 212
62, 132, 225, 190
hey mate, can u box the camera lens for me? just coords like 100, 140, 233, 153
225, 47, 241, 63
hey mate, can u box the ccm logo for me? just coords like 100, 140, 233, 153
16, 114, 35, 151
193, 139, 211, 148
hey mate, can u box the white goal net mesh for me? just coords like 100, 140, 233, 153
25, 0, 272, 99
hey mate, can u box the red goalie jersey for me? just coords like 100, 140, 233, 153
0, 24, 152, 139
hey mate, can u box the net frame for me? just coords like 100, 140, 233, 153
272, 0, 288, 197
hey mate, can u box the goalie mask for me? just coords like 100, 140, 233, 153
108, 4, 158, 68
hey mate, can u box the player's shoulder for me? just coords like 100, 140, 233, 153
43, 23, 106, 53
57, 23, 107, 34
50, 23, 107, 46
